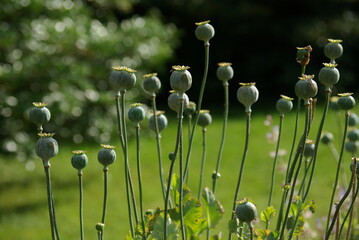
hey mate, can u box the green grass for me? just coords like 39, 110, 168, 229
0, 105, 357, 239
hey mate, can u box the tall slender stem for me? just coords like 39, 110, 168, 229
99, 168, 108, 240
135, 124, 145, 238
44, 164, 56, 240
151, 96, 167, 205
339, 179, 359, 238
198, 127, 207, 200
212, 82, 229, 193
325, 110, 350, 233
228, 112, 251, 240
78, 171, 84, 240
184, 42, 210, 181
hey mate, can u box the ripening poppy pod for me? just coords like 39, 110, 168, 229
216, 62, 234, 82
142, 73, 161, 95
321, 132, 334, 145
294, 74, 318, 105
97, 144, 116, 169
296, 45, 312, 66
71, 150, 88, 171
347, 129, 359, 142
337, 93, 356, 111
304, 140, 315, 158
235, 200, 257, 224
237, 82, 259, 113
29, 102, 51, 130
170, 65, 192, 94
324, 39, 343, 62
195, 20, 215, 42
197, 110, 212, 127
149, 111, 168, 132
167, 91, 189, 114
346, 141, 359, 155
109, 66, 136, 92
128, 103, 145, 123
318, 63, 340, 89
349, 113, 359, 127
276, 95, 294, 117
35, 133, 59, 166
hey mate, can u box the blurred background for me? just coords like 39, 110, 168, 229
1, 0, 359, 159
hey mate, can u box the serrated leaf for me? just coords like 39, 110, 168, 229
228, 218, 239, 234
202, 187, 225, 229
291, 215, 304, 237
260, 206, 276, 224
148, 215, 178, 240
170, 174, 192, 206
183, 198, 203, 233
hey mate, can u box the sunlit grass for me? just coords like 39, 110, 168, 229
0, 105, 357, 240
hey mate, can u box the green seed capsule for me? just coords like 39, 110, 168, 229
318, 63, 340, 88
324, 39, 343, 62
216, 62, 234, 82
296, 45, 312, 66
349, 113, 359, 127
168, 92, 189, 114
345, 141, 359, 155
149, 111, 168, 132
71, 150, 88, 170
170, 65, 192, 94
35, 133, 59, 162
329, 97, 340, 111
337, 93, 356, 111
29, 102, 51, 127
321, 132, 334, 145
347, 129, 359, 142
128, 103, 145, 123
276, 95, 294, 116
235, 201, 257, 223
237, 82, 259, 113
195, 20, 215, 42
97, 144, 116, 168
109, 66, 136, 92
197, 110, 212, 127
143, 73, 161, 95
304, 140, 315, 158
294, 75, 318, 104
184, 101, 197, 117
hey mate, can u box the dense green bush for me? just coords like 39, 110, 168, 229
0, 0, 179, 159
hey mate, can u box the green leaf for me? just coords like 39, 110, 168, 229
228, 218, 239, 234
260, 206, 276, 224
202, 187, 225, 229
170, 174, 192, 206
148, 214, 178, 240
183, 198, 203, 233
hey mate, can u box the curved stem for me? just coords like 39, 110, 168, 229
339, 179, 359, 238
228, 112, 251, 240
198, 127, 207, 200
212, 82, 229, 193
135, 124, 146, 239
44, 164, 56, 240
184, 42, 210, 181
325, 111, 350, 233
151, 95, 167, 205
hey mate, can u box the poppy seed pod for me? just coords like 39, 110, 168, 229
109, 66, 136, 92
149, 111, 168, 132
71, 150, 88, 170
237, 82, 259, 113
29, 102, 51, 128
197, 110, 212, 127
296, 45, 312, 66
337, 93, 356, 111
143, 73, 161, 95
170, 66, 192, 94
168, 91, 189, 114
276, 95, 294, 116
294, 75, 318, 104
98, 144, 116, 168
321, 132, 334, 145
195, 20, 215, 42
349, 113, 359, 127
347, 129, 359, 142
304, 140, 315, 158
216, 62, 234, 82
128, 103, 145, 123
35, 133, 59, 164
329, 97, 340, 111
324, 39, 343, 62
235, 200, 257, 224
345, 141, 359, 155
318, 63, 340, 88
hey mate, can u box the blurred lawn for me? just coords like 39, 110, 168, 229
0, 105, 357, 239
